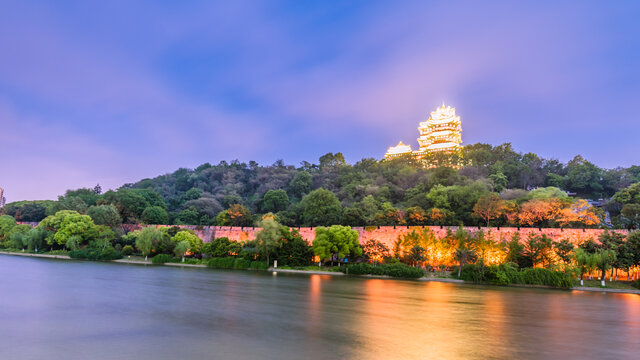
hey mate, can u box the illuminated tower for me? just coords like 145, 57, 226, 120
384, 141, 412, 159
384, 103, 462, 160
416, 103, 462, 154
0, 187, 4, 208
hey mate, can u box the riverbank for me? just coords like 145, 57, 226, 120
0, 251, 70, 259
1, 252, 638, 294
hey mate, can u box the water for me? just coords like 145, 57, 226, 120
0, 256, 638, 360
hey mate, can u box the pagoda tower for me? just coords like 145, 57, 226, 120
384, 103, 462, 160
415, 103, 462, 155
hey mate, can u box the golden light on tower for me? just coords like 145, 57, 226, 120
384, 103, 462, 160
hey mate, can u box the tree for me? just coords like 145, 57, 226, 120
472, 193, 505, 227
553, 239, 574, 264
185, 188, 203, 201
574, 248, 592, 284
141, 206, 169, 225
226, 204, 253, 227
300, 189, 343, 226
405, 207, 427, 226
255, 218, 282, 266
134, 227, 163, 260
174, 241, 190, 261
262, 190, 290, 213
407, 246, 427, 267
594, 249, 616, 285
361, 239, 391, 264
203, 237, 242, 257
275, 228, 313, 267
38, 210, 98, 248
0, 215, 17, 244
523, 234, 553, 267
453, 227, 477, 278
178, 206, 200, 225
87, 205, 122, 227
172, 230, 203, 254
312, 225, 362, 265
620, 204, 640, 229
288, 171, 312, 198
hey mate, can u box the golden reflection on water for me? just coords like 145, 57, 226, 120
349, 280, 514, 360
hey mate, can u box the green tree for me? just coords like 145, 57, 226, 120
300, 189, 343, 226
262, 190, 290, 213
312, 225, 362, 265
172, 230, 203, 254
255, 218, 282, 266
178, 206, 200, 225
87, 205, 122, 227
574, 248, 592, 284
134, 227, 163, 260
185, 188, 203, 201
594, 249, 616, 285
174, 240, 190, 261
141, 206, 170, 225
276, 231, 313, 267
288, 171, 312, 198
38, 210, 98, 248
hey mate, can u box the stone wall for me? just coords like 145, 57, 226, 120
22, 222, 630, 249
142, 225, 629, 249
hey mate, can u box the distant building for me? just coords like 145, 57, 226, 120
0, 187, 5, 208
385, 103, 462, 159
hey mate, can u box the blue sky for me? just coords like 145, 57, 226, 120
1, 0, 639, 202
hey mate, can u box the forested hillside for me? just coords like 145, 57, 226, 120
3, 143, 640, 229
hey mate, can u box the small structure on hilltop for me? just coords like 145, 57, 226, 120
0, 187, 5, 208
385, 103, 462, 161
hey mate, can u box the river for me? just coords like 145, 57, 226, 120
0, 256, 638, 359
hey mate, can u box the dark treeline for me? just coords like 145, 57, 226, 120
3, 143, 640, 229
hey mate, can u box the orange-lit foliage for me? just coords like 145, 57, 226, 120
428, 208, 447, 225
518, 198, 566, 226
472, 193, 505, 227
228, 204, 250, 226
362, 239, 391, 264
405, 207, 427, 225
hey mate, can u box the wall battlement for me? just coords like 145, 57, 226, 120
20, 222, 629, 249
140, 225, 629, 249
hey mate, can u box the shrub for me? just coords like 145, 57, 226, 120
152, 254, 174, 264
47, 250, 69, 255
520, 268, 572, 288
460, 263, 572, 288
69, 247, 122, 261
344, 263, 374, 275
485, 263, 522, 285
460, 264, 487, 282
249, 261, 269, 270
206, 257, 268, 271
342, 263, 424, 278
233, 258, 251, 269
183, 258, 202, 265
207, 257, 235, 269
122, 245, 134, 256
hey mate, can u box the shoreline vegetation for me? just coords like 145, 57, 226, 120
2, 251, 638, 295
1, 151, 640, 295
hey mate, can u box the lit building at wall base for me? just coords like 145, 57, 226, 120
385, 104, 462, 161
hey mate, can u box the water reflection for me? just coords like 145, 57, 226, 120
0, 256, 639, 360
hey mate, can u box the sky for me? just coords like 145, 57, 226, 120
1, 0, 639, 202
